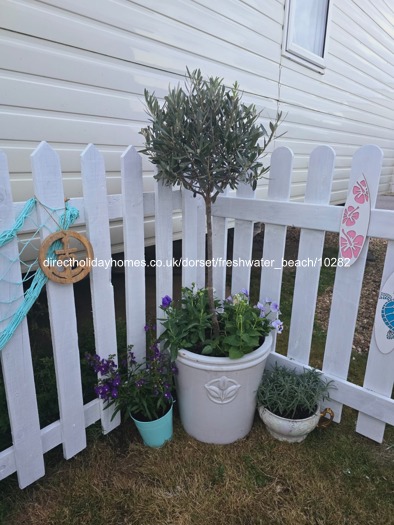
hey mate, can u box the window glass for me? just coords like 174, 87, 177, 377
292, 0, 329, 57
284, 0, 330, 70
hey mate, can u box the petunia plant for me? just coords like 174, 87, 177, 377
159, 285, 283, 360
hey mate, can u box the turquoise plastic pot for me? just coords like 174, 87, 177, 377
131, 404, 173, 447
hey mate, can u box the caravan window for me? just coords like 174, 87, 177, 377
283, 0, 331, 72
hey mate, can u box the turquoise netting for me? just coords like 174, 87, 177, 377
0, 198, 79, 351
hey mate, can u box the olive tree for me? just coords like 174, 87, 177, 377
140, 69, 282, 334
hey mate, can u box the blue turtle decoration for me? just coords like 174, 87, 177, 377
379, 292, 394, 340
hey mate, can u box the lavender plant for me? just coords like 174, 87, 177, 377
257, 365, 334, 420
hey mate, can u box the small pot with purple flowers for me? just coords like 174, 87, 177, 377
86, 329, 176, 448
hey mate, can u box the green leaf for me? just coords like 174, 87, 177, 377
229, 348, 244, 359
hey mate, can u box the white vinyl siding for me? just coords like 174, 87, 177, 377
278, 0, 394, 203
0, 0, 393, 245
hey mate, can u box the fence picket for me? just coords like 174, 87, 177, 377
155, 181, 173, 333
231, 183, 255, 295
322, 145, 383, 422
259, 147, 293, 315
196, 195, 206, 288
81, 144, 120, 433
0, 152, 44, 488
182, 191, 206, 289
212, 188, 229, 300
356, 240, 394, 442
1, 142, 393, 490
287, 146, 335, 363
31, 141, 86, 459
121, 146, 147, 361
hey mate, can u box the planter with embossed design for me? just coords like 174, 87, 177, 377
175, 334, 273, 444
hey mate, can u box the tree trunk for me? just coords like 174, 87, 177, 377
205, 195, 220, 337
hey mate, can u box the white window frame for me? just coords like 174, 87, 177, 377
282, 0, 332, 74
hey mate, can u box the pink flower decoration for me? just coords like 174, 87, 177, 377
340, 229, 364, 259
342, 205, 360, 226
352, 179, 369, 204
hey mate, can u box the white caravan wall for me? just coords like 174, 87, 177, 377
0, 0, 393, 246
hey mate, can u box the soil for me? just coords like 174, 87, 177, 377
284, 227, 387, 354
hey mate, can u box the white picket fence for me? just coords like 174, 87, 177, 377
0, 142, 393, 490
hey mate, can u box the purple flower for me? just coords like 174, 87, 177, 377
226, 295, 233, 303
94, 385, 103, 398
96, 357, 117, 376
111, 388, 119, 398
256, 302, 266, 314
144, 325, 150, 332
161, 295, 172, 309
112, 374, 121, 387
241, 288, 249, 297
271, 319, 284, 333
270, 302, 280, 313
151, 342, 161, 359
128, 351, 136, 365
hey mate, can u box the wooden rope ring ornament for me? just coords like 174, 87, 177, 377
38, 230, 94, 284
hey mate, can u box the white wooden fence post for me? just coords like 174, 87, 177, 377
231, 182, 255, 295
31, 141, 86, 459
182, 190, 206, 289
155, 181, 173, 335
287, 146, 335, 363
356, 240, 394, 442
0, 152, 44, 488
322, 145, 383, 422
121, 146, 147, 361
81, 144, 120, 433
212, 188, 229, 301
259, 147, 293, 349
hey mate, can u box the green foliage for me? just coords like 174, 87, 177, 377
141, 68, 283, 330
257, 364, 334, 419
85, 330, 176, 422
140, 68, 282, 203
159, 285, 282, 360
221, 293, 276, 359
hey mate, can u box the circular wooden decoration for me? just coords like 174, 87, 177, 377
38, 230, 94, 284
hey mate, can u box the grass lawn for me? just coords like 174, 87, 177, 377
0, 407, 393, 525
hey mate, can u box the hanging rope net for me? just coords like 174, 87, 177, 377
0, 198, 79, 351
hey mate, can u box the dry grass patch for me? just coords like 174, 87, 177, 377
1, 408, 393, 525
